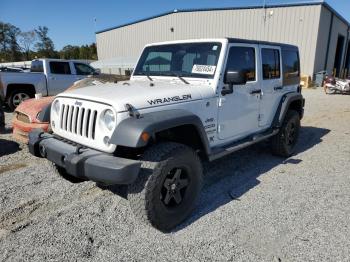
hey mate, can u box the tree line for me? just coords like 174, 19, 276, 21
0, 21, 97, 63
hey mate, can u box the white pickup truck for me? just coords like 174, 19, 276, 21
0, 59, 97, 110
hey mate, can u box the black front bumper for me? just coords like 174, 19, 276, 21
28, 131, 141, 185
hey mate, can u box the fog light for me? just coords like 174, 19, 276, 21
39, 144, 46, 157
103, 136, 110, 145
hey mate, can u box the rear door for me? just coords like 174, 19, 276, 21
258, 46, 283, 127
47, 61, 77, 95
217, 44, 261, 140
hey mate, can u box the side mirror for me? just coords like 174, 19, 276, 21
93, 69, 101, 75
222, 70, 247, 95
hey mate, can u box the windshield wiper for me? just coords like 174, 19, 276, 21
146, 74, 153, 82
138, 72, 153, 81
168, 73, 189, 84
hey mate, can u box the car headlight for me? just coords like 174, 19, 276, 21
102, 109, 116, 131
53, 100, 60, 115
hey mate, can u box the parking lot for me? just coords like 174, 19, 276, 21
0, 88, 349, 261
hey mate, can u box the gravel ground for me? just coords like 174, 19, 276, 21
0, 88, 350, 261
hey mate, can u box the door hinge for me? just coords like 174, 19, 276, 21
258, 114, 265, 121
218, 98, 225, 107
218, 124, 223, 133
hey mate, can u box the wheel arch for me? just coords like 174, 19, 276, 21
6, 84, 36, 100
110, 109, 211, 157
276, 93, 304, 126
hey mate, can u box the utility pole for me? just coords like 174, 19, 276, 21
93, 18, 97, 33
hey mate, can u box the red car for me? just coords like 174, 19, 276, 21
13, 96, 54, 143
12, 75, 129, 143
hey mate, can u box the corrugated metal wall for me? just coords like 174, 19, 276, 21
96, 5, 323, 76
315, 6, 350, 76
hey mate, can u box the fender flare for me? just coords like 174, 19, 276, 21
272, 92, 304, 128
110, 109, 211, 155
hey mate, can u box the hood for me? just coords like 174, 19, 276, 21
15, 96, 54, 123
58, 80, 214, 112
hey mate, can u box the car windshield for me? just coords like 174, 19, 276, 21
133, 42, 222, 79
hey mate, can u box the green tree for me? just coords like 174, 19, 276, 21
34, 26, 57, 58
0, 21, 22, 62
58, 43, 97, 60
59, 45, 80, 59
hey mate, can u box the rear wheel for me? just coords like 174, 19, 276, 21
271, 110, 300, 157
128, 142, 203, 231
7, 89, 33, 111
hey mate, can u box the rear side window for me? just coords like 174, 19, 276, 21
262, 49, 280, 79
226, 46, 256, 81
283, 51, 300, 78
30, 60, 43, 72
49, 62, 71, 74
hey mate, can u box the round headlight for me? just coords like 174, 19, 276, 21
102, 109, 116, 131
53, 100, 60, 115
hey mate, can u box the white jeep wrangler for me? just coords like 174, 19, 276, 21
29, 38, 304, 231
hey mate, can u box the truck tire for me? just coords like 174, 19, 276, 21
48, 162, 86, 183
128, 142, 203, 231
0, 107, 4, 128
271, 110, 300, 157
7, 88, 33, 111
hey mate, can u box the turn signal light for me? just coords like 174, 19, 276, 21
141, 132, 150, 142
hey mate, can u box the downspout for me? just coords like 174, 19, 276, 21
324, 12, 334, 73
342, 25, 350, 77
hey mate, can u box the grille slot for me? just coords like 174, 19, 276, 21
59, 104, 98, 140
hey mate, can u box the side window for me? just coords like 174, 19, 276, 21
283, 51, 300, 78
142, 52, 172, 72
226, 46, 256, 81
49, 62, 71, 75
30, 60, 43, 72
262, 48, 281, 80
74, 63, 95, 75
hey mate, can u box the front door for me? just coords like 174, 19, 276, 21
218, 44, 261, 140
258, 46, 283, 127
47, 61, 77, 95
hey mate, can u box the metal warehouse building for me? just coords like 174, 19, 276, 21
95, 1, 350, 78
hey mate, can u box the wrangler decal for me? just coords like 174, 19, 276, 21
147, 94, 192, 105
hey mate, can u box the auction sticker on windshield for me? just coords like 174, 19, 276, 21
192, 64, 216, 75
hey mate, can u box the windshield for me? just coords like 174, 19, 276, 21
134, 42, 222, 79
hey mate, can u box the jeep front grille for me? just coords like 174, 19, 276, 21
59, 104, 98, 140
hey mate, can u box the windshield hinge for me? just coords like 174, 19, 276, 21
125, 103, 141, 119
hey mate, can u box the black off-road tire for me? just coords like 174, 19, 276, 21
7, 88, 34, 111
271, 110, 300, 157
0, 107, 4, 128
48, 162, 86, 183
128, 142, 203, 232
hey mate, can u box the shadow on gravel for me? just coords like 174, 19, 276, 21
0, 127, 13, 135
175, 126, 330, 232
0, 139, 21, 157
97, 184, 128, 199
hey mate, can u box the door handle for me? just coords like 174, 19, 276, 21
250, 89, 262, 95
274, 86, 283, 91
